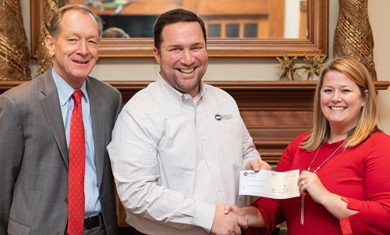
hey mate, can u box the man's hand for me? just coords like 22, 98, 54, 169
210, 204, 247, 235
222, 205, 248, 229
246, 159, 271, 172
226, 205, 266, 228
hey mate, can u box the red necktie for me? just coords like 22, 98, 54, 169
68, 90, 85, 235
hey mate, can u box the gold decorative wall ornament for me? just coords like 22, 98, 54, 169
35, 0, 69, 77
274, 54, 301, 81
333, 0, 377, 80
0, 0, 31, 81
300, 52, 326, 81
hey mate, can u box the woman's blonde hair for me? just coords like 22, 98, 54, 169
301, 57, 379, 151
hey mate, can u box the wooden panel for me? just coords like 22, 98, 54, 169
300, 0, 308, 38
71, 0, 183, 15
268, 0, 285, 38
115, 189, 128, 227
241, 111, 313, 127
204, 17, 268, 38
71, 0, 269, 16
30, 0, 45, 57
188, 0, 269, 15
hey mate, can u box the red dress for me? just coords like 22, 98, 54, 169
245, 132, 390, 235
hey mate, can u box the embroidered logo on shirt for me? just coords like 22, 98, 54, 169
215, 114, 233, 121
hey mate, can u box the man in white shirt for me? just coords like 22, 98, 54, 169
107, 8, 271, 235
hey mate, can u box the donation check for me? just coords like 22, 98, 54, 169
239, 169, 300, 199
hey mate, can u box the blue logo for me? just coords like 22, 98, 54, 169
215, 114, 222, 121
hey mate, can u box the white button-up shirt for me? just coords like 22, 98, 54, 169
108, 74, 261, 234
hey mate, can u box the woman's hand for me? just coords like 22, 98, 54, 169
298, 170, 331, 204
298, 170, 358, 219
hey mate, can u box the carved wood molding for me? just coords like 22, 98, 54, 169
106, 80, 390, 90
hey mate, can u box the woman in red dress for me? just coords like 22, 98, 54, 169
233, 57, 390, 235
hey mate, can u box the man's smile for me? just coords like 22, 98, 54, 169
177, 68, 195, 73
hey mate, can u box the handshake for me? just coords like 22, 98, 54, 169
210, 203, 248, 235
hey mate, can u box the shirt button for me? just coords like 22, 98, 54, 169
65, 197, 68, 203
88, 203, 91, 207
210, 163, 214, 167
86, 179, 88, 182
218, 187, 221, 192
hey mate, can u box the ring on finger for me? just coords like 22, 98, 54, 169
301, 180, 305, 186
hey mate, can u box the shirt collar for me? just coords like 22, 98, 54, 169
155, 72, 208, 106
198, 80, 207, 98
52, 68, 89, 106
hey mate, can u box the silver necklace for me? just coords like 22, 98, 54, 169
301, 139, 346, 226
307, 139, 347, 173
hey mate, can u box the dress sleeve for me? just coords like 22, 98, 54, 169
339, 133, 390, 234
245, 134, 305, 235
0, 94, 24, 235
107, 107, 215, 233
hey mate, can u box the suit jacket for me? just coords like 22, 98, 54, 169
0, 69, 122, 235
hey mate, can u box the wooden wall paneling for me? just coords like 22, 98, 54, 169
268, 0, 285, 38
215, 86, 315, 164
186, 0, 269, 15
115, 189, 129, 227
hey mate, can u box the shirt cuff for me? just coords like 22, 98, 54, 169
341, 196, 362, 211
192, 201, 216, 233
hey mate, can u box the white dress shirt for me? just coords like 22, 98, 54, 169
107, 74, 261, 234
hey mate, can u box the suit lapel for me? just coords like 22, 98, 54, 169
87, 78, 105, 188
40, 69, 69, 166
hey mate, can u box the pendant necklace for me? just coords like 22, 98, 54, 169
301, 139, 347, 225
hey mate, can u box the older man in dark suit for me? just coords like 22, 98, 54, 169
0, 4, 121, 235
